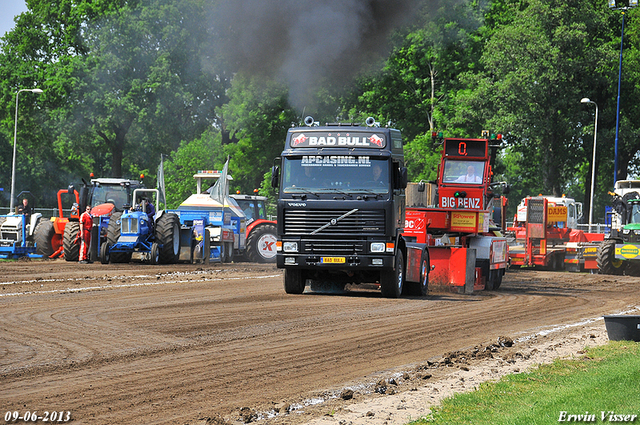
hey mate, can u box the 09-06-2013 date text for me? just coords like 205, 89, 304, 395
4, 411, 71, 423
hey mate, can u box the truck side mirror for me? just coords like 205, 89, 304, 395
399, 167, 408, 189
417, 181, 425, 192
270, 166, 280, 188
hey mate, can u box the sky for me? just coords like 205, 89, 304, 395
1, 0, 28, 37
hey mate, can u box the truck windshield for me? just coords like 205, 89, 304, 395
92, 185, 130, 210
282, 157, 390, 194
442, 160, 485, 184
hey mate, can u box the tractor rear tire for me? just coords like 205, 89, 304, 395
246, 224, 277, 263
63, 221, 80, 262
106, 212, 132, 263
597, 239, 626, 275
156, 213, 180, 264
380, 250, 404, 298
34, 220, 55, 257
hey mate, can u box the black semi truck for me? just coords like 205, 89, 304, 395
271, 117, 411, 297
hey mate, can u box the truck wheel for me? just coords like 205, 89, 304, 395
597, 239, 626, 275
63, 221, 80, 262
156, 213, 180, 264
418, 251, 430, 296
34, 220, 55, 257
381, 250, 404, 298
403, 250, 429, 296
284, 269, 306, 294
486, 269, 503, 290
150, 242, 160, 265
222, 242, 234, 263
100, 242, 110, 264
106, 212, 131, 263
247, 224, 277, 263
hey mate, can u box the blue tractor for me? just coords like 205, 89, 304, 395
100, 189, 181, 264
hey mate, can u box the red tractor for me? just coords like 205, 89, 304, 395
34, 186, 80, 258
230, 192, 277, 263
34, 175, 145, 261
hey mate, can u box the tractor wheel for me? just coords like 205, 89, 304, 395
100, 242, 110, 264
63, 221, 80, 262
246, 224, 277, 263
106, 212, 131, 263
597, 239, 626, 275
380, 250, 404, 298
284, 269, 306, 294
223, 242, 235, 263
34, 220, 56, 258
156, 213, 180, 264
150, 242, 160, 265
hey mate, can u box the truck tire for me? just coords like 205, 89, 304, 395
597, 239, 626, 275
222, 242, 234, 263
34, 220, 55, 258
486, 269, 503, 290
155, 213, 180, 264
381, 250, 404, 298
404, 250, 429, 296
106, 212, 132, 263
247, 224, 277, 263
63, 221, 80, 262
284, 269, 306, 294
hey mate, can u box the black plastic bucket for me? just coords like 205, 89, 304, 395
603, 315, 640, 341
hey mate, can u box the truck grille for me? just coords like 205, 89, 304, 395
284, 209, 385, 236
301, 239, 365, 255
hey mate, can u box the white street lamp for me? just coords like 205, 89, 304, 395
10, 88, 43, 213
581, 97, 598, 233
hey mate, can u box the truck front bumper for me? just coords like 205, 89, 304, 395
276, 253, 395, 270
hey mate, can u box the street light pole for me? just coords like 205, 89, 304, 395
581, 98, 598, 233
609, 0, 638, 184
10, 88, 43, 213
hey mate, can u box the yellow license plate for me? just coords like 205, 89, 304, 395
321, 257, 345, 264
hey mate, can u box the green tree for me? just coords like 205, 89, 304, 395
58, 0, 228, 178
162, 129, 227, 208
218, 75, 298, 192
457, 0, 615, 204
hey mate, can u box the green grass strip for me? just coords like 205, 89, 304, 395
414, 341, 640, 425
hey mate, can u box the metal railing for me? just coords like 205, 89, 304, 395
1, 206, 73, 220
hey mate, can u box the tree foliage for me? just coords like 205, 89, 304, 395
2, 0, 640, 225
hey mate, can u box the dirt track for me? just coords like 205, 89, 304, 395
1, 260, 639, 425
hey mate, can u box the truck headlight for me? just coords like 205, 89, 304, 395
370, 242, 385, 253
283, 242, 298, 252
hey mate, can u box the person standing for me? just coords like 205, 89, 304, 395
79, 205, 93, 264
